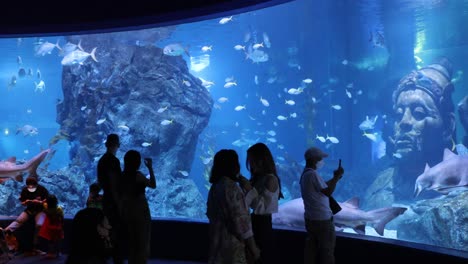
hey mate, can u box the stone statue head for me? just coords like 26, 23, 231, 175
391, 57, 456, 165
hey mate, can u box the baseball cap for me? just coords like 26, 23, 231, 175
304, 147, 329, 160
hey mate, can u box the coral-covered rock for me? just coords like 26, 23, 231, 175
56, 33, 212, 218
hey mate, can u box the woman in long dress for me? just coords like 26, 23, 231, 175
120, 150, 156, 264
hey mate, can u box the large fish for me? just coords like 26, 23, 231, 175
61, 47, 98, 66
0, 149, 51, 183
35, 40, 61, 56
414, 148, 468, 197
272, 197, 407, 236
163, 44, 190, 57
59, 40, 83, 57
16, 124, 38, 136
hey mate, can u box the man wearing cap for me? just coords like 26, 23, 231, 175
300, 147, 344, 264
365, 57, 458, 208
2, 176, 49, 255
97, 133, 124, 264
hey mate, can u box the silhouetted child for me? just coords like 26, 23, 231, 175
38, 194, 64, 259
86, 183, 112, 250
87, 182, 103, 210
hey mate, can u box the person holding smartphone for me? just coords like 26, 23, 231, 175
1, 176, 49, 256
120, 150, 156, 264
300, 147, 344, 264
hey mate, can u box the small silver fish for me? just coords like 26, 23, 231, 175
118, 125, 130, 132
141, 142, 152, 147
234, 105, 246, 111
316, 135, 326, 143
157, 106, 168, 113
96, 118, 106, 125
219, 16, 233, 24
331, 104, 342, 110
161, 119, 173, 126
326, 135, 340, 144
178, 170, 189, 177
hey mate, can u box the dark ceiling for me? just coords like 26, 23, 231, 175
1, 0, 289, 36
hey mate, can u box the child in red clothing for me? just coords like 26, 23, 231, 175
38, 194, 64, 258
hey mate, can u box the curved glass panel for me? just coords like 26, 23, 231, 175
0, 0, 466, 254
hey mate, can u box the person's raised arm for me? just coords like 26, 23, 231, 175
322, 162, 344, 197
144, 158, 156, 189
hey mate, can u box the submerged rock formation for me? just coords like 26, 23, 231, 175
56, 33, 212, 218
397, 191, 467, 251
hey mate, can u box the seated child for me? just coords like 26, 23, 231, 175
86, 183, 103, 210
0, 228, 18, 261
38, 195, 64, 259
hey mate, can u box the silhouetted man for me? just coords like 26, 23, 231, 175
97, 134, 124, 264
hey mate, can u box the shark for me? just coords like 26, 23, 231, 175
0, 149, 51, 183
272, 197, 407, 236
414, 148, 468, 197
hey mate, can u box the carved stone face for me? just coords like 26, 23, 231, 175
393, 89, 444, 160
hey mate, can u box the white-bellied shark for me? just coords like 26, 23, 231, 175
0, 149, 51, 183
414, 148, 468, 197
272, 197, 407, 236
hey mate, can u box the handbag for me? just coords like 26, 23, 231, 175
329, 196, 342, 215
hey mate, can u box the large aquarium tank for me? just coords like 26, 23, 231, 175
0, 0, 467, 254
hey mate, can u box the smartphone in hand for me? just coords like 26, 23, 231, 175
337, 159, 344, 178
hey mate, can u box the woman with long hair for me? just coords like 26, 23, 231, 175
120, 150, 156, 264
206, 149, 260, 264
240, 142, 283, 263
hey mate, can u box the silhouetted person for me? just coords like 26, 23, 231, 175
301, 147, 344, 264
66, 207, 110, 264
239, 142, 283, 264
97, 134, 124, 264
120, 150, 156, 264
87, 182, 104, 210
206, 149, 260, 264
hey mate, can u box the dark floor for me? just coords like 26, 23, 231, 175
2, 254, 205, 264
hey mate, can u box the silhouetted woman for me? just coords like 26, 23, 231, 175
120, 150, 156, 264
240, 143, 283, 264
206, 149, 260, 264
